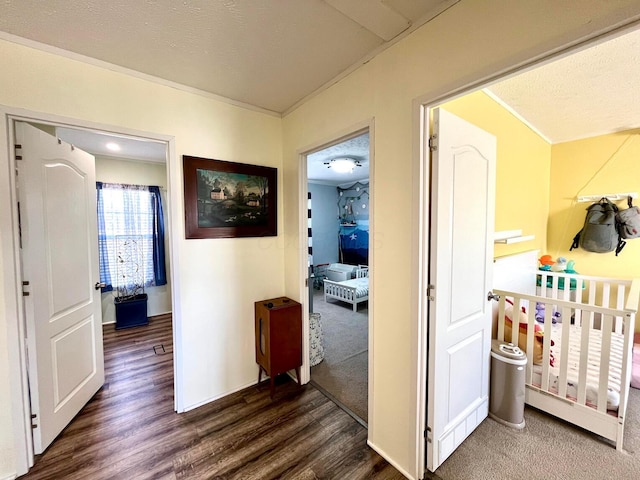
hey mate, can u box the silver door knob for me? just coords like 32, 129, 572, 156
95, 282, 107, 290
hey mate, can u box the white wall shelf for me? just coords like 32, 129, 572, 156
576, 192, 638, 203
494, 230, 535, 244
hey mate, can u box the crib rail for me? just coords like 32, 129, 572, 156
492, 264, 639, 450
536, 271, 638, 333
496, 290, 630, 411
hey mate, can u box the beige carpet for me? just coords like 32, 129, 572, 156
434, 388, 640, 480
310, 289, 368, 422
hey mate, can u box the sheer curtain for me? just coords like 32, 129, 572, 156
96, 182, 166, 293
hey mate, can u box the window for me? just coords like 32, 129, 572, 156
96, 182, 167, 293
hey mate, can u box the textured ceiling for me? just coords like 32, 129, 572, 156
0, 0, 455, 114
5, 2, 639, 167
485, 27, 640, 144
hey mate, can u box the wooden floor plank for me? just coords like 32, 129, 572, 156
19, 315, 407, 480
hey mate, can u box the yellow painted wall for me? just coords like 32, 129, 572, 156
549, 130, 640, 276
549, 130, 640, 333
441, 91, 551, 257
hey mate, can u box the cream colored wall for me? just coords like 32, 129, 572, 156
0, 39, 283, 477
95, 157, 172, 323
441, 91, 551, 257
0, 234, 15, 477
282, 2, 640, 478
548, 129, 640, 276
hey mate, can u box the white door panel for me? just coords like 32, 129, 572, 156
44, 162, 93, 314
17, 122, 104, 454
426, 108, 496, 471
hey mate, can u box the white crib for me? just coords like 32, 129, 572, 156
493, 252, 639, 451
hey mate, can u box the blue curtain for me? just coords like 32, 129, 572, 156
96, 182, 113, 292
96, 182, 167, 293
149, 186, 167, 286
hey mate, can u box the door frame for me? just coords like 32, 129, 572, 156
412, 20, 640, 479
297, 118, 374, 417
0, 105, 179, 475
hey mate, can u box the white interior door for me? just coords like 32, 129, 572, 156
16, 122, 104, 454
426, 108, 496, 472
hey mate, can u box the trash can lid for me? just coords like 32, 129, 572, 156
491, 339, 527, 361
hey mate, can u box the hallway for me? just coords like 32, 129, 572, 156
19, 315, 404, 479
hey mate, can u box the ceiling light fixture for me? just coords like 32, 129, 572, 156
324, 157, 361, 173
106, 142, 121, 152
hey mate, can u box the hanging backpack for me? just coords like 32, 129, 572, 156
616, 196, 640, 239
570, 197, 625, 255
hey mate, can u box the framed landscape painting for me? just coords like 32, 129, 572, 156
183, 155, 277, 239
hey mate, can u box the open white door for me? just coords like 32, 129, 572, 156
16, 122, 104, 454
426, 108, 496, 472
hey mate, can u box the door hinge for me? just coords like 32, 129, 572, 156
428, 135, 438, 152
22, 280, 30, 296
427, 284, 435, 301
305, 278, 308, 287
31, 413, 38, 429
15, 144, 22, 161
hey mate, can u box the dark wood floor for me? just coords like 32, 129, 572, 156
19, 314, 407, 480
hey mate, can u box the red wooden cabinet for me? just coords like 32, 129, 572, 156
255, 296, 302, 397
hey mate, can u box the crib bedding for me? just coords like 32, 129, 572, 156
335, 277, 369, 297
532, 322, 625, 411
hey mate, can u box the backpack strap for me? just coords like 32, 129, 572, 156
616, 237, 627, 256
628, 195, 634, 208
570, 230, 581, 251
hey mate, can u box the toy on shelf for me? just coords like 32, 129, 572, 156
565, 260, 578, 274
538, 254, 554, 271
537, 255, 581, 290
550, 256, 567, 272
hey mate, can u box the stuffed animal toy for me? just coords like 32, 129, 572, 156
503, 300, 555, 366
551, 256, 567, 272
565, 260, 578, 274
535, 302, 560, 324
538, 254, 555, 271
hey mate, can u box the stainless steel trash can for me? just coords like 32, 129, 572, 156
489, 339, 527, 429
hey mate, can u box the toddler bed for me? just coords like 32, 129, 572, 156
493, 252, 639, 451
323, 267, 369, 312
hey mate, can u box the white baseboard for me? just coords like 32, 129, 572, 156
367, 440, 414, 480
1, 473, 17, 480
182, 379, 258, 412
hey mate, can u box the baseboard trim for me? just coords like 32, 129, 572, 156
1, 473, 18, 480
182, 379, 257, 412
367, 439, 414, 480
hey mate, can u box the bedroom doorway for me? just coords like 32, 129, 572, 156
3, 110, 176, 472
303, 127, 372, 426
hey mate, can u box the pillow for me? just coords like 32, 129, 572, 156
503, 305, 547, 365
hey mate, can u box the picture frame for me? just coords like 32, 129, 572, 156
183, 155, 277, 239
